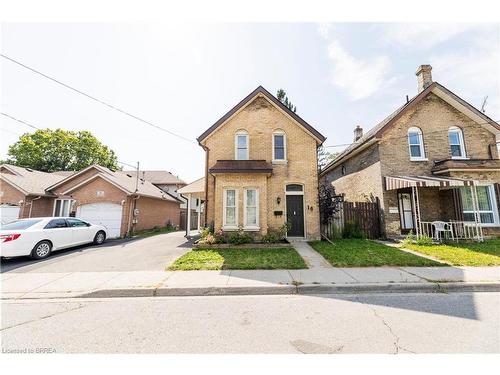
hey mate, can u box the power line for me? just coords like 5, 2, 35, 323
1, 112, 40, 130
1, 54, 197, 144
324, 119, 500, 149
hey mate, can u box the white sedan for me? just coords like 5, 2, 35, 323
0, 217, 107, 259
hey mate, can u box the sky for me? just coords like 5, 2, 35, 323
1, 22, 499, 183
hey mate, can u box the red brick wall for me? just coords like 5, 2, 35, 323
133, 196, 180, 231
0, 180, 54, 218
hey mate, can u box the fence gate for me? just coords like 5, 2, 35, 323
321, 197, 381, 240
343, 200, 381, 239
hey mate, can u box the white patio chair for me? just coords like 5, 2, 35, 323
431, 221, 454, 242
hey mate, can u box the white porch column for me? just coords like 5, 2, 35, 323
470, 185, 484, 241
186, 193, 192, 237
411, 186, 421, 237
196, 198, 201, 232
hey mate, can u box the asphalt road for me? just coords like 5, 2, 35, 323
2, 292, 499, 353
0, 231, 191, 273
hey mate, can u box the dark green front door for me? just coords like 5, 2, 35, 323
286, 195, 304, 237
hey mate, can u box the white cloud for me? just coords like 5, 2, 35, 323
327, 39, 395, 100
381, 23, 486, 49
317, 23, 331, 39
430, 33, 500, 118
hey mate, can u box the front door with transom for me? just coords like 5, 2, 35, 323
286, 194, 304, 237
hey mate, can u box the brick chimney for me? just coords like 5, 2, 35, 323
353, 125, 363, 142
416, 64, 433, 93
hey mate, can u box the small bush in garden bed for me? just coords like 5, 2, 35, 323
342, 220, 364, 239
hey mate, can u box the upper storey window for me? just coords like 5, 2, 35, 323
408, 127, 426, 161
273, 131, 287, 161
235, 131, 249, 160
448, 126, 467, 159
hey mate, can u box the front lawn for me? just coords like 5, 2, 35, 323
168, 247, 307, 270
403, 239, 500, 266
309, 239, 442, 267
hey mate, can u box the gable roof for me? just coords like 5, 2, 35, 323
320, 82, 500, 176
119, 170, 186, 185
0, 164, 66, 196
47, 165, 180, 202
197, 86, 326, 144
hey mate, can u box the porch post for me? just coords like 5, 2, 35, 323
186, 193, 192, 237
196, 198, 201, 232
471, 184, 484, 241
411, 186, 421, 237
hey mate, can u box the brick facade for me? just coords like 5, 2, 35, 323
321, 90, 500, 238
201, 94, 322, 240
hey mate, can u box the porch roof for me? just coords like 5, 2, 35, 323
385, 175, 477, 191
177, 177, 205, 199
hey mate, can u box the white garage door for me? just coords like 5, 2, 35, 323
77, 203, 123, 239
0, 204, 21, 224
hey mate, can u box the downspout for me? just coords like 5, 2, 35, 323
28, 196, 42, 218
200, 143, 210, 226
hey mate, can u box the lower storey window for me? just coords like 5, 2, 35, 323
244, 188, 259, 228
223, 189, 237, 227
54, 199, 73, 217
460, 185, 498, 225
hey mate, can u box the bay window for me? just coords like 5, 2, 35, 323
460, 185, 499, 225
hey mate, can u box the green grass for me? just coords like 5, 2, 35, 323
309, 239, 443, 267
134, 226, 177, 238
403, 239, 500, 266
168, 247, 307, 270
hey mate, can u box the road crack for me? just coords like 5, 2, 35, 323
1, 302, 87, 332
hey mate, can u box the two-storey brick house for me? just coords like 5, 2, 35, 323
320, 65, 500, 239
197, 86, 326, 240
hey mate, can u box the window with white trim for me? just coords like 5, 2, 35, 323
448, 126, 466, 159
53, 199, 73, 217
223, 189, 238, 228
244, 188, 259, 228
273, 131, 286, 161
235, 131, 249, 160
408, 127, 426, 160
460, 185, 499, 225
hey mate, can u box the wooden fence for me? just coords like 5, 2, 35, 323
179, 210, 202, 231
321, 198, 381, 240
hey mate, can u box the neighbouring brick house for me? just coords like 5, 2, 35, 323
320, 65, 500, 239
0, 164, 181, 238
197, 86, 326, 240
120, 170, 202, 230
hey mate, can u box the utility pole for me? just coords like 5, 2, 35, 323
135, 161, 140, 192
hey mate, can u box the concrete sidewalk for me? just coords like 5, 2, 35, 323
2, 266, 499, 299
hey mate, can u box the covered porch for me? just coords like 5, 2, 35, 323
385, 176, 488, 242
178, 177, 205, 237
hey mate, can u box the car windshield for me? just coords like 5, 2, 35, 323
0, 219, 43, 230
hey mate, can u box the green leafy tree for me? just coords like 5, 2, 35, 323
317, 145, 336, 170
5, 129, 118, 172
276, 89, 297, 113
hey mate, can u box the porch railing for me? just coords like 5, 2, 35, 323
419, 221, 484, 242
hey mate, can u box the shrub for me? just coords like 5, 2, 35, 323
227, 230, 253, 245
262, 222, 290, 243
342, 220, 364, 239
415, 235, 433, 246
199, 227, 212, 239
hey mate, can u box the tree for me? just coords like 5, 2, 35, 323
317, 145, 336, 171
5, 129, 119, 172
276, 89, 297, 113
318, 183, 341, 225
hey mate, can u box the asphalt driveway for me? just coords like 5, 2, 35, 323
0, 231, 192, 273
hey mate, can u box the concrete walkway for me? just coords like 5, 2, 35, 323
2, 266, 499, 299
291, 242, 332, 269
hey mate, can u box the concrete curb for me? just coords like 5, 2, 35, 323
4, 281, 498, 300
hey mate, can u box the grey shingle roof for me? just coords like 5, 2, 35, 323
0, 164, 65, 195
119, 170, 186, 185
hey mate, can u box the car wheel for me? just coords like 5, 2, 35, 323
94, 231, 106, 245
31, 240, 52, 259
